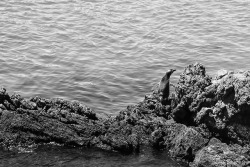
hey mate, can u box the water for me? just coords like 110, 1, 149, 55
0, 0, 250, 166
1, 0, 250, 115
0, 145, 186, 167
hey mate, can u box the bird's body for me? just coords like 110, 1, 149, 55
158, 69, 176, 104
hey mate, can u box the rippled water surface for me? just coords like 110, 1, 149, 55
0, 0, 250, 114
0, 0, 250, 166
0, 145, 186, 167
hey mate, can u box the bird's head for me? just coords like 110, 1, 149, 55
166, 69, 176, 77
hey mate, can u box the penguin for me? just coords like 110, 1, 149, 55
158, 69, 176, 104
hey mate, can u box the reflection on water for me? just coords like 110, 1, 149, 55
0, 145, 186, 167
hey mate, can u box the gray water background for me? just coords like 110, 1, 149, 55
0, 0, 250, 115
0, 0, 250, 166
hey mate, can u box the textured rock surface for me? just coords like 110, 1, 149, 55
0, 63, 250, 166
190, 138, 250, 167
0, 98, 103, 148
171, 64, 250, 144
172, 63, 212, 125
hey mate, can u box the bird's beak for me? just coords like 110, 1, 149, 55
171, 69, 176, 73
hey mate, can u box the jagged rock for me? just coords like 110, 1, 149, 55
190, 138, 250, 167
171, 63, 250, 145
0, 88, 16, 110
195, 71, 250, 145
0, 98, 103, 149
172, 63, 213, 124
150, 120, 209, 162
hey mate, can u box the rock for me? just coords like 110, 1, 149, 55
172, 63, 213, 125
20, 99, 37, 110
151, 121, 209, 162
214, 69, 229, 81
197, 71, 250, 145
171, 64, 250, 145
0, 88, 17, 110
0, 98, 103, 149
190, 139, 250, 167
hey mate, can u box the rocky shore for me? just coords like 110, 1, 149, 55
0, 63, 249, 166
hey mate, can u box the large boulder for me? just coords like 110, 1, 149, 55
172, 63, 250, 145
172, 63, 212, 125
0, 98, 103, 148
151, 121, 209, 161
190, 138, 250, 167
